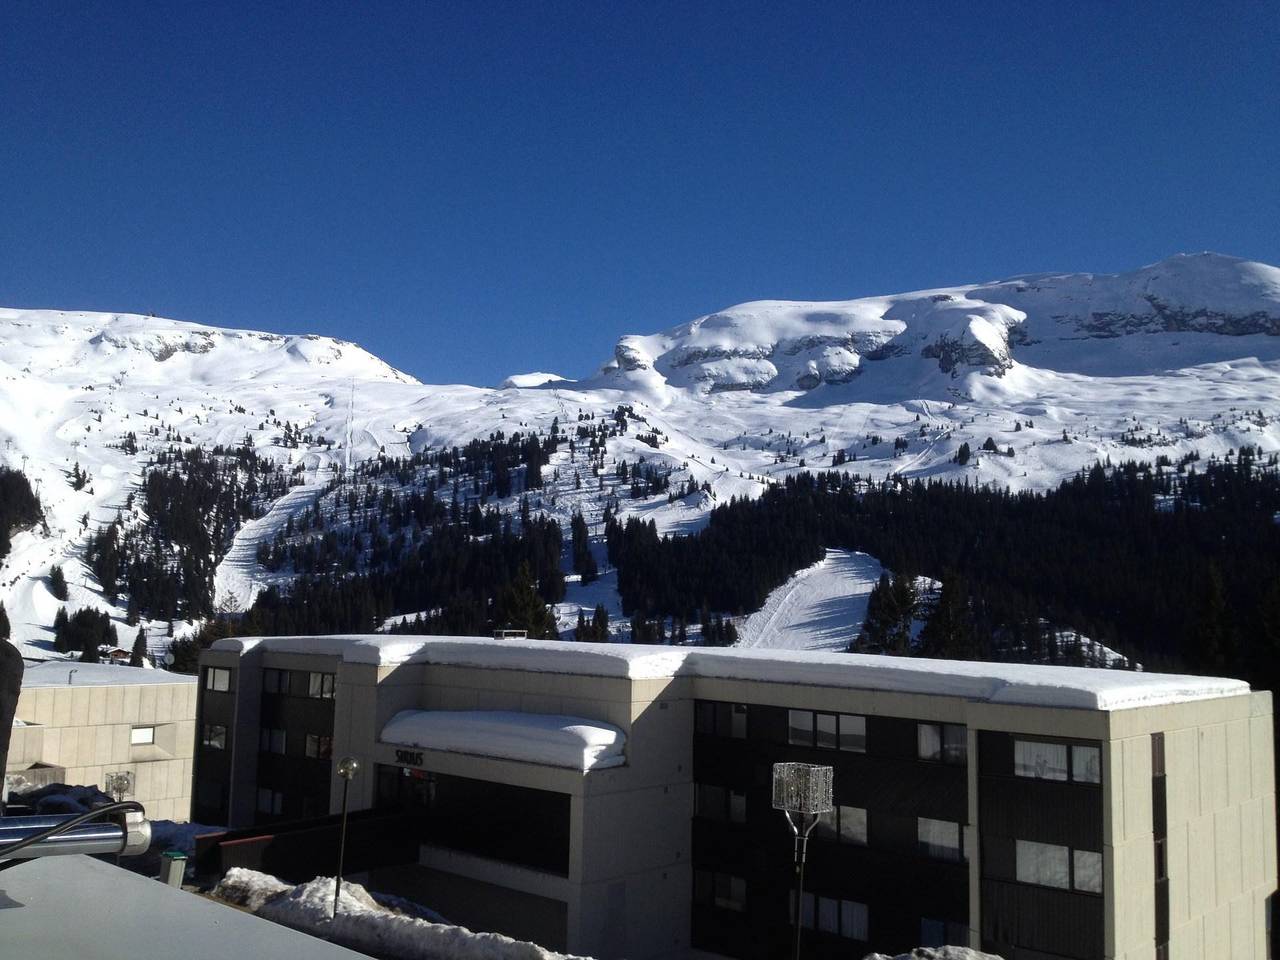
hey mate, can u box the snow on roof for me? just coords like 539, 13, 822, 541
209, 635, 1249, 712
20, 660, 197, 688
381, 709, 626, 771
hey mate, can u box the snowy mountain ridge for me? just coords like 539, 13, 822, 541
3, 251, 1280, 660
593, 252, 1280, 394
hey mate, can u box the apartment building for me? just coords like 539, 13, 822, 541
194, 634, 1276, 960
6, 660, 198, 820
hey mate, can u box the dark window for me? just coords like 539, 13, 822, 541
262, 668, 288, 695
696, 783, 727, 821
694, 870, 746, 912
204, 667, 230, 692
1152, 732, 1166, 778
259, 727, 286, 755
918, 817, 964, 862
788, 709, 814, 746
256, 788, 283, 815
921, 918, 966, 948
816, 713, 838, 750
201, 723, 226, 750
919, 723, 967, 764
1072, 744, 1101, 783
839, 713, 866, 752
305, 734, 333, 760
694, 700, 747, 738
814, 804, 868, 845
196, 778, 225, 809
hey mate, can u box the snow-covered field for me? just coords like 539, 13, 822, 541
3, 252, 1280, 660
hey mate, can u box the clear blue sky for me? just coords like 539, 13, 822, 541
2, 1, 1277, 385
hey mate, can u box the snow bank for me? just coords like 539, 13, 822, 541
213, 868, 589, 960
381, 710, 625, 771
21, 660, 197, 688
211, 634, 1249, 712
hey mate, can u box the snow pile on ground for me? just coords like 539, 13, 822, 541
213, 868, 589, 960
381, 709, 626, 771
863, 948, 1002, 960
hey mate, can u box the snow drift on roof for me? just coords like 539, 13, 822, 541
381, 709, 626, 771
21, 660, 197, 688
209, 634, 1249, 712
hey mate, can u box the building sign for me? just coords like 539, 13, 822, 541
394, 748, 424, 767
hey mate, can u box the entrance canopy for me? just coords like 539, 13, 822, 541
381, 709, 626, 771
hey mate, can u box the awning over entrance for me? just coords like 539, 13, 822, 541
380, 710, 626, 771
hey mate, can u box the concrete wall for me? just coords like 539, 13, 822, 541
1106, 691, 1276, 960
9, 680, 198, 821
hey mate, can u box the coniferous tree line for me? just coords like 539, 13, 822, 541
189, 515, 566, 655
0, 467, 41, 561
606, 448, 1280, 683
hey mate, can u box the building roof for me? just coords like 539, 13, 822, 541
20, 660, 197, 689
0, 854, 369, 960
381, 709, 626, 771
210, 634, 1250, 712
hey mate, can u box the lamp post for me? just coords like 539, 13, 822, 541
333, 756, 360, 918
772, 762, 834, 960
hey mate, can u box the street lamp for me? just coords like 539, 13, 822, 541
333, 756, 360, 917
772, 762, 833, 960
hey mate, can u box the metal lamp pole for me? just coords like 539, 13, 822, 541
333, 756, 360, 918
772, 762, 833, 960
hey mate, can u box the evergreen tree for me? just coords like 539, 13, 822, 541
130, 627, 148, 667
0, 601, 8, 641
1193, 563, 1236, 674
493, 563, 559, 640
49, 565, 68, 601
919, 574, 976, 659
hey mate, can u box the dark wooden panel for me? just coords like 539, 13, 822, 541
982, 878, 1104, 960
979, 776, 1103, 850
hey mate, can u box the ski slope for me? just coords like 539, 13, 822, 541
735, 549, 884, 652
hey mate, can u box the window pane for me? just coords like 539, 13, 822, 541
943, 724, 967, 764
813, 806, 837, 841
839, 806, 868, 845
788, 710, 813, 746
841, 900, 868, 940
694, 869, 712, 904
1014, 740, 1068, 780
305, 734, 318, 758
816, 714, 838, 750
1074, 849, 1103, 893
318, 736, 332, 760
918, 818, 962, 862
947, 921, 969, 947
714, 702, 732, 736
130, 726, 154, 746
839, 714, 866, 753
817, 896, 839, 933
308, 672, 323, 697
695, 702, 715, 735
1016, 839, 1070, 889
730, 704, 748, 739
729, 790, 747, 824
697, 784, 726, 820
917, 723, 942, 761
204, 724, 226, 749
801, 892, 815, 929
1073, 745, 1101, 783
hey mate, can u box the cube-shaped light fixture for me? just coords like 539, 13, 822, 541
771, 762, 834, 815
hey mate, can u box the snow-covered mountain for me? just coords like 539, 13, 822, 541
3, 252, 1280, 659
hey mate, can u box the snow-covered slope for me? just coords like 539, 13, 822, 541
3, 252, 1280, 659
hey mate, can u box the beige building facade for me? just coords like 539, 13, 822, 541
7, 660, 198, 822
196, 635, 1276, 960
